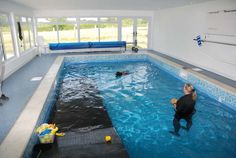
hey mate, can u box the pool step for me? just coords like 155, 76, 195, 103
39, 127, 129, 158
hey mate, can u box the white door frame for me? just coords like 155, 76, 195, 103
121, 17, 150, 50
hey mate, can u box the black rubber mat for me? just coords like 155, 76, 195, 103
36, 75, 129, 158
49, 76, 112, 132
57, 127, 122, 147
39, 128, 129, 158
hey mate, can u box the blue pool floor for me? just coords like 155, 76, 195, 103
0, 50, 235, 145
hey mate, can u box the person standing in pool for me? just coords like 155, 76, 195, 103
169, 83, 197, 136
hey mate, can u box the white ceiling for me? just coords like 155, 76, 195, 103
7, 0, 213, 10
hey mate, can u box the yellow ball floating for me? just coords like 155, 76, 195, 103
105, 135, 112, 143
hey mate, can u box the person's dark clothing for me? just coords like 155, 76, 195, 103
116, 71, 129, 77
173, 94, 196, 133
116, 72, 123, 77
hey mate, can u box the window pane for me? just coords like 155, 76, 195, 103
22, 22, 30, 50
0, 14, 15, 59
29, 26, 34, 46
122, 18, 134, 48
59, 24, 78, 42
28, 18, 35, 46
58, 18, 76, 23
37, 23, 58, 43
28, 17, 32, 22
100, 23, 118, 41
15, 16, 20, 23
21, 17, 27, 22
1, 26, 15, 59
122, 18, 133, 42
37, 18, 57, 23
80, 24, 98, 42
15, 16, 25, 52
100, 17, 117, 23
80, 18, 98, 22
137, 18, 149, 49
0, 15, 8, 24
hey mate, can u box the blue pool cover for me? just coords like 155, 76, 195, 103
49, 41, 126, 50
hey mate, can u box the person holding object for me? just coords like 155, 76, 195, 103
169, 83, 197, 136
0, 43, 9, 105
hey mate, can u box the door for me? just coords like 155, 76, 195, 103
121, 18, 149, 50
137, 18, 149, 49
121, 18, 134, 49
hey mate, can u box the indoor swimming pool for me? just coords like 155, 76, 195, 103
1, 1, 236, 158
56, 59, 236, 158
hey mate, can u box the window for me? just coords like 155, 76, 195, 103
35, 17, 150, 49
122, 18, 134, 48
16, 16, 35, 53
99, 17, 118, 41
37, 18, 58, 44
80, 18, 98, 22
80, 18, 99, 41
28, 18, 35, 47
58, 18, 78, 42
137, 18, 149, 49
37, 18, 57, 23
15, 16, 24, 53
80, 24, 99, 42
100, 17, 117, 23
100, 23, 118, 41
58, 24, 78, 42
58, 18, 76, 23
0, 13, 15, 59
21, 17, 31, 50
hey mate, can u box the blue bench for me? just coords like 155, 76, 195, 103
49, 41, 126, 51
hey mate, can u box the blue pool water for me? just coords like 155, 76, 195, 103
62, 60, 236, 158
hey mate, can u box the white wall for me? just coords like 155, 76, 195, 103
4, 48, 38, 80
0, 1, 38, 80
152, 0, 236, 81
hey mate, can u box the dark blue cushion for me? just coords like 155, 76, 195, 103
49, 42, 90, 50
90, 41, 126, 48
49, 41, 126, 50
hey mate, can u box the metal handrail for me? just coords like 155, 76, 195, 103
193, 39, 236, 46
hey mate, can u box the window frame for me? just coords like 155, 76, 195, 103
57, 17, 78, 43
36, 17, 59, 44
0, 12, 16, 61
35, 16, 151, 49
22, 16, 31, 50
28, 17, 35, 47
15, 15, 35, 54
